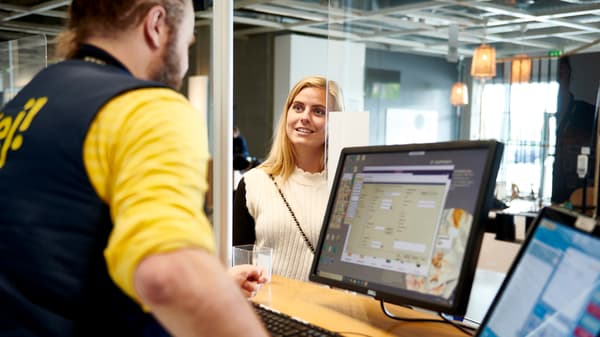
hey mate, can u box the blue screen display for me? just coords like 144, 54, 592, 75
479, 219, 600, 337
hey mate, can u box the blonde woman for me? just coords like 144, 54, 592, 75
233, 76, 344, 281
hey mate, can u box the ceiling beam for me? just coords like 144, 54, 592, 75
455, 1, 600, 34
0, 3, 66, 19
2, 0, 70, 22
0, 21, 62, 36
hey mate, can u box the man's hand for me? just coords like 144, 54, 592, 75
134, 249, 269, 336
228, 264, 268, 297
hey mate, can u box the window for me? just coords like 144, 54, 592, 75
478, 81, 559, 203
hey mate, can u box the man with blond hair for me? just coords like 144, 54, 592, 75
0, 1, 269, 336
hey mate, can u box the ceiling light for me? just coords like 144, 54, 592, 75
471, 44, 496, 79
450, 82, 469, 106
516, 0, 535, 7
511, 54, 532, 83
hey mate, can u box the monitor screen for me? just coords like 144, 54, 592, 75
477, 208, 600, 337
309, 140, 504, 315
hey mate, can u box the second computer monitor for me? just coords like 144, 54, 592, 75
310, 140, 504, 315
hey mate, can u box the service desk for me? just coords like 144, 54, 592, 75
252, 275, 468, 337
487, 199, 539, 242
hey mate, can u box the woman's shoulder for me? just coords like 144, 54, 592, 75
242, 168, 278, 204
242, 167, 270, 185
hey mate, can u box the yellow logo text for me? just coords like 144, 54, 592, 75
0, 97, 48, 169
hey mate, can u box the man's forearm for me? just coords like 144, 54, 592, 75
134, 248, 269, 337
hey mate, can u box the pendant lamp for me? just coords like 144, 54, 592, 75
450, 82, 468, 106
511, 54, 532, 83
471, 44, 496, 79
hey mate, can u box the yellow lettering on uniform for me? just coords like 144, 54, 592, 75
0, 115, 11, 168
0, 97, 47, 169
11, 134, 23, 150
0, 112, 24, 168
19, 97, 47, 132
0, 115, 10, 139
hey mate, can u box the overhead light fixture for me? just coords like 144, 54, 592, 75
511, 54, 532, 83
451, 58, 469, 106
471, 44, 496, 79
450, 82, 469, 106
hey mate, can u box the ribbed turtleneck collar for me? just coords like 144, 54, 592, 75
289, 166, 326, 186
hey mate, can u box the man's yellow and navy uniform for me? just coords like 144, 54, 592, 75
0, 45, 214, 336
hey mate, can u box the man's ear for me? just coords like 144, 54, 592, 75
143, 5, 168, 50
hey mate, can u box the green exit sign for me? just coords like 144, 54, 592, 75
548, 50, 562, 57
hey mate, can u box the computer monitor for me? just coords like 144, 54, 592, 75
309, 140, 504, 315
476, 206, 600, 337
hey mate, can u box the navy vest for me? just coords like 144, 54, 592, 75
0, 56, 171, 336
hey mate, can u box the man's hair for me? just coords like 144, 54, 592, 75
261, 76, 345, 180
55, 0, 186, 59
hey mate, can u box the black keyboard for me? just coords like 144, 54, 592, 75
252, 302, 342, 337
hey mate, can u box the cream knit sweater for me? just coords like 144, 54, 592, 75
243, 167, 328, 281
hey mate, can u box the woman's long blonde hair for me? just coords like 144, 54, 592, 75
260, 76, 344, 180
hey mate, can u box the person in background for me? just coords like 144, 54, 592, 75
234, 125, 250, 159
552, 56, 596, 207
233, 125, 252, 171
233, 76, 344, 281
0, 1, 269, 336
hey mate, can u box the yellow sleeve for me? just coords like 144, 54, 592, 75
83, 87, 215, 303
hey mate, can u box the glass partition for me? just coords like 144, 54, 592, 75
324, 2, 458, 185
0, 35, 47, 105
319, 2, 600, 209
325, 2, 458, 145
477, 79, 558, 205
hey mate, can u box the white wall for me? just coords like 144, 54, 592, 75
364, 49, 458, 145
274, 34, 369, 184
326, 37, 365, 113
327, 111, 369, 188
273, 34, 366, 129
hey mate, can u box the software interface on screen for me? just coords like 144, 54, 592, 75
315, 147, 491, 304
479, 219, 600, 337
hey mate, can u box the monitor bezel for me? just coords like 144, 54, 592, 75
309, 140, 504, 315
